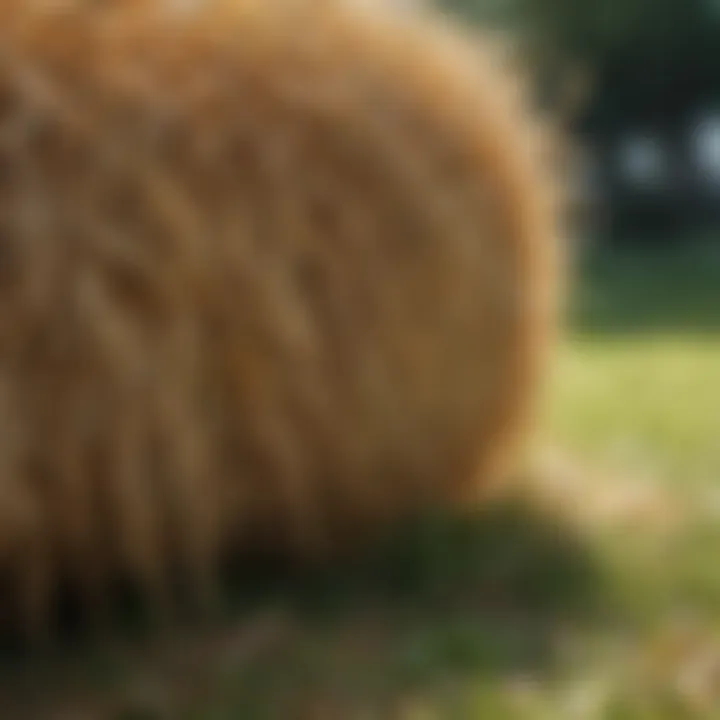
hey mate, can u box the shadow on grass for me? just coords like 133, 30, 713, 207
569, 238, 720, 337
0, 495, 611, 719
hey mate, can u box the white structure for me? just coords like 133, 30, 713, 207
617, 133, 669, 189
690, 112, 720, 187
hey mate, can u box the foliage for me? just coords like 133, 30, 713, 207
441, 0, 720, 127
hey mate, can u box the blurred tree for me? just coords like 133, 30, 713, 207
441, 0, 720, 239
442, 0, 720, 129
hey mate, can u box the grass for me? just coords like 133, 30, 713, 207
2, 239, 720, 718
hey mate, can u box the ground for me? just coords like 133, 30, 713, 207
1, 239, 719, 719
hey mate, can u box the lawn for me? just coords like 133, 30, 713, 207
2, 240, 720, 719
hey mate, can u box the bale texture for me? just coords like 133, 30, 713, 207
0, 0, 563, 639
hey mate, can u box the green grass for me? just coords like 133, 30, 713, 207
549, 242, 720, 486
3, 240, 720, 719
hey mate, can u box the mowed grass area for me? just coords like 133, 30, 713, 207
2, 241, 720, 719
554, 241, 720, 478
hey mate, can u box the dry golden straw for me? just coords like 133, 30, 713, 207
0, 0, 564, 641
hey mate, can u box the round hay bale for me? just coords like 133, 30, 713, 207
0, 0, 564, 640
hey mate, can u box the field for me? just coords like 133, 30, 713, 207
2, 240, 720, 719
